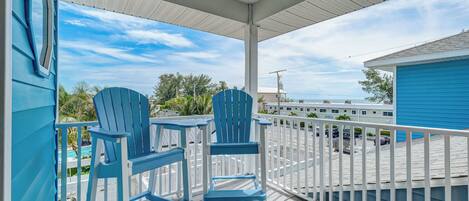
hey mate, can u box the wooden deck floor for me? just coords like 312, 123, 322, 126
191, 180, 303, 201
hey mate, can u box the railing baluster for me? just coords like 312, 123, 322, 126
77, 126, 82, 201
406, 130, 412, 201
277, 118, 282, 185
60, 127, 67, 201
362, 126, 367, 201
339, 124, 344, 201
424, 132, 431, 201
390, 129, 396, 201
350, 126, 355, 201
304, 121, 309, 197
282, 119, 287, 187
319, 123, 325, 201
104, 178, 108, 201
328, 124, 333, 201
289, 119, 294, 190
296, 120, 301, 193
312, 123, 317, 201
444, 135, 451, 201
375, 128, 381, 201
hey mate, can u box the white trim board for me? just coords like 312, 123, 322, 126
365, 49, 469, 71
0, 0, 12, 200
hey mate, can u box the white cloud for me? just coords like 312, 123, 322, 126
61, 40, 159, 63
124, 30, 194, 48
64, 19, 86, 27
172, 51, 220, 60
257, 0, 469, 99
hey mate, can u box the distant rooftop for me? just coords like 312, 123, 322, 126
265, 101, 393, 110
365, 30, 469, 71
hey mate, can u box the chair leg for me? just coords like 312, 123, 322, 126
180, 128, 192, 201
116, 138, 130, 201
86, 138, 101, 201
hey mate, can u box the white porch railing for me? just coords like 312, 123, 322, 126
259, 114, 469, 201
57, 114, 469, 201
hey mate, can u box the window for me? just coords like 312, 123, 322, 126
320, 109, 326, 113
352, 110, 356, 115
344, 110, 347, 113
373, 111, 377, 114
383, 112, 393, 117
362, 111, 367, 115
269, 106, 272, 109
286, 107, 291, 111
280, 107, 283, 110
331, 109, 339, 113
306, 108, 310, 112
31, 0, 54, 77
300, 108, 304, 111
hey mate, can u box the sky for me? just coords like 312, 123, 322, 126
56, 0, 469, 100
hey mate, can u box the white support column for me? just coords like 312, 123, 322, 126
0, 0, 12, 200
244, 4, 258, 112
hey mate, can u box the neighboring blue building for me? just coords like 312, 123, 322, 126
365, 31, 469, 141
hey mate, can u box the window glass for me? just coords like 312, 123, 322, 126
352, 110, 356, 114
320, 109, 326, 113
332, 109, 339, 113
32, 0, 44, 58
362, 111, 367, 115
31, 0, 53, 75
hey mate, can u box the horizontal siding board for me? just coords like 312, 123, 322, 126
12, 106, 55, 145
12, 0, 25, 23
396, 58, 469, 136
12, 123, 55, 200
12, 50, 56, 90
12, 17, 34, 58
12, 81, 55, 112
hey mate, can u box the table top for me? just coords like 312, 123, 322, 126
151, 118, 211, 128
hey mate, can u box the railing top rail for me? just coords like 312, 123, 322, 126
55, 115, 214, 128
257, 113, 469, 137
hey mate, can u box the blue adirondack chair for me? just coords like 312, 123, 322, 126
203, 89, 271, 201
86, 87, 190, 201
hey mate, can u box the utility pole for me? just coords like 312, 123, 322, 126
269, 69, 286, 115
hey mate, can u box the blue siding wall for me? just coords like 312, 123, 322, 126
12, 0, 58, 200
396, 58, 469, 141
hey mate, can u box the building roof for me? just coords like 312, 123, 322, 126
365, 30, 469, 71
265, 102, 393, 110
63, 0, 384, 41
258, 87, 286, 94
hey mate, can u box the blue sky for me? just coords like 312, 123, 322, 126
57, 0, 469, 99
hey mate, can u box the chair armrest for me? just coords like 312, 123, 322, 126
253, 117, 272, 126
88, 127, 130, 142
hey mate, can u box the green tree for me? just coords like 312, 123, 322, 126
307, 112, 318, 118
336, 114, 351, 121
182, 74, 216, 97
358, 68, 393, 104
164, 95, 212, 115
288, 111, 297, 116
216, 81, 229, 92
153, 73, 184, 104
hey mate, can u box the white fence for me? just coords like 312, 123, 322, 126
58, 114, 469, 201
259, 114, 469, 201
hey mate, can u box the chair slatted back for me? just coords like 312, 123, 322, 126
212, 89, 253, 143
93, 87, 151, 162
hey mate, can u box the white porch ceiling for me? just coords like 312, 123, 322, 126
62, 0, 384, 41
